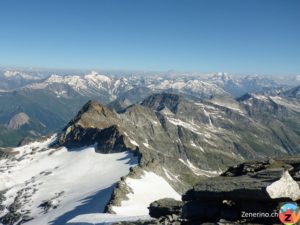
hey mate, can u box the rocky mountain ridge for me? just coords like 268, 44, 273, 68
56, 91, 300, 193
1, 90, 300, 224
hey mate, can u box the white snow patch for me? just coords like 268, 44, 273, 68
128, 138, 139, 146
167, 117, 199, 133
112, 171, 181, 216
143, 142, 150, 148
179, 159, 220, 177
68, 213, 151, 224
190, 141, 205, 153
266, 171, 300, 201
162, 167, 175, 181
203, 108, 213, 126
0, 136, 138, 225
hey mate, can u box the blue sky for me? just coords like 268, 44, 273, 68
0, 0, 299, 74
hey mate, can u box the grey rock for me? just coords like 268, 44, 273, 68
181, 158, 300, 224
149, 198, 183, 219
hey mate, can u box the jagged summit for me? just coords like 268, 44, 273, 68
56, 100, 132, 152
64, 100, 119, 129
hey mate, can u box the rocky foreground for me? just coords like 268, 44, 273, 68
113, 157, 300, 225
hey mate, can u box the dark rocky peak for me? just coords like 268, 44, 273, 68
141, 93, 185, 114
79, 100, 115, 118
57, 125, 139, 154
55, 100, 133, 152
64, 100, 119, 129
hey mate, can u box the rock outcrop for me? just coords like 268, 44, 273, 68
149, 198, 183, 219
143, 158, 300, 225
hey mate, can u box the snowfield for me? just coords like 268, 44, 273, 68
0, 136, 182, 225
67, 214, 151, 225
0, 136, 138, 225
69, 171, 181, 224
111, 171, 181, 216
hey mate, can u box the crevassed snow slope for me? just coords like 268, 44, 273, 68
0, 135, 138, 225
112, 171, 181, 216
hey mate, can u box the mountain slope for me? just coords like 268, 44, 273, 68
57, 92, 300, 193
1, 91, 300, 224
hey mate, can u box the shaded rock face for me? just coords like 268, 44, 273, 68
56, 100, 128, 150
141, 93, 182, 113
58, 125, 136, 154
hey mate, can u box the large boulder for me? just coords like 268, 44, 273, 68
148, 198, 183, 218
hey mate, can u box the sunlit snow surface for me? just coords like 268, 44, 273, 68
68, 213, 151, 224
69, 171, 181, 224
112, 171, 181, 216
0, 135, 138, 225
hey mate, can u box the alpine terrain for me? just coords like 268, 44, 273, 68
1, 79, 300, 224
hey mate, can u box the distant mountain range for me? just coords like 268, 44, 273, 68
0, 69, 299, 147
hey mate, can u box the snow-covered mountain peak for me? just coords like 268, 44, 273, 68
3, 70, 39, 80
24, 72, 132, 101
84, 71, 112, 83
215, 72, 231, 81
